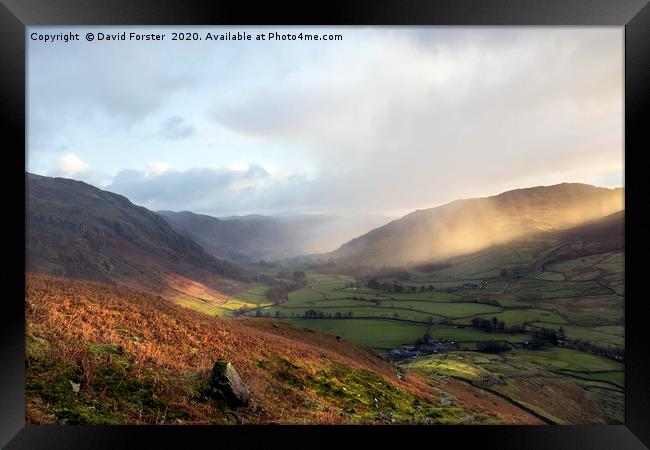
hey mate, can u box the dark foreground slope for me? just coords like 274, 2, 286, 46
26, 173, 248, 296
25, 274, 543, 425
330, 183, 623, 267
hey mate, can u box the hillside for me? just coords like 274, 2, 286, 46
26, 173, 248, 297
329, 183, 624, 267
158, 210, 390, 262
25, 273, 543, 425
158, 211, 306, 262
427, 210, 624, 280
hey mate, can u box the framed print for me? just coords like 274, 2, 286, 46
2, 0, 649, 448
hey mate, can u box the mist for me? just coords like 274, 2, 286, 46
333, 184, 624, 267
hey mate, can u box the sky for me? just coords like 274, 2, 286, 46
27, 26, 624, 218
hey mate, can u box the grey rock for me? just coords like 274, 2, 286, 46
210, 359, 251, 407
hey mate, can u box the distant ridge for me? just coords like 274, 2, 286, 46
158, 210, 391, 262
328, 183, 624, 267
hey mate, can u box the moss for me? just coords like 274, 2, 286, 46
26, 354, 124, 424
255, 359, 269, 370
301, 362, 469, 424
247, 356, 475, 423
88, 343, 124, 356
26, 333, 51, 360
212, 359, 229, 376
27, 341, 195, 424
185, 370, 211, 400
271, 358, 305, 388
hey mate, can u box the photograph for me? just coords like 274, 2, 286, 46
23, 25, 627, 426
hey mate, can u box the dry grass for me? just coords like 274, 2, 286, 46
26, 273, 542, 425
25, 274, 435, 424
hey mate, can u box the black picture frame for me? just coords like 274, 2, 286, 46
2, 0, 649, 448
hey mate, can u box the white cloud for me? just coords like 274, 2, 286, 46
47, 153, 112, 187
50, 153, 89, 178
146, 161, 170, 177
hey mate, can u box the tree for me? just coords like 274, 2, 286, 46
510, 324, 526, 334
266, 285, 286, 304
292, 271, 306, 282
477, 341, 510, 353
530, 327, 558, 347
367, 278, 381, 290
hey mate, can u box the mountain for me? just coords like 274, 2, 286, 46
328, 183, 624, 267
158, 210, 391, 262
26, 173, 249, 296
424, 209, 624, 280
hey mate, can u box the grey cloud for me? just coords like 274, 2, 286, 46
107, 165, 271, 212
210, 28, 621, 176
160, 116, 194, 140
212, 87, 341, 138
28, 41, 194, 155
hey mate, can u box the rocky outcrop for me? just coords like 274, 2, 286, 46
209, 359, 251, 407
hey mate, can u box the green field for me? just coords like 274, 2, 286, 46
405, 348, 624, 423
244, 266, 623, 353
528, 323, 624, 347
288, 318, 429, 348
428, 326, 531, 347
454, 308, 568, 327
405, 348, 623, 386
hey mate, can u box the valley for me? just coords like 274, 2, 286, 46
24, 174, 625, 425
227, 211, 625, 424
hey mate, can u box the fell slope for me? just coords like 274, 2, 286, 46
330, 183, 623, 267
26, 173, 248, 297
429, 210, 624, 280
25, 274, 542, 425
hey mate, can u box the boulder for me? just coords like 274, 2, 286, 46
209, 359, 251, 407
